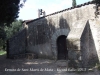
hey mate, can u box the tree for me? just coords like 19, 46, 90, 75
0, 20, 23, 51
0, 0, 26, 51
0, 0, 26, 26
5, 20, 23, 39
72, 0, 77, 7
0, 0, 26, 40
92, 0, 100, 4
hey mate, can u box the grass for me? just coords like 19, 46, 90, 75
0, 50, 6, 55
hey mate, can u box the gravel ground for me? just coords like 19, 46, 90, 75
0, 55, 100, 75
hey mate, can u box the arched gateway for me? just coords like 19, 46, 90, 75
51, 29, 70, 60
57, 35, 68, 60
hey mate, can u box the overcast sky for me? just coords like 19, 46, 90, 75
18, 0, 92, 20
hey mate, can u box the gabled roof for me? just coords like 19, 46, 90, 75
26, 1, 95, 24
22, 19, 34, 23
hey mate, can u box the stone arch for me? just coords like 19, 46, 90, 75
57, 35, 68, 60
51, 29, 70, 60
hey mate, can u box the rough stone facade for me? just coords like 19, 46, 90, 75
7, 28, 27, 58
8, 1, 100, 68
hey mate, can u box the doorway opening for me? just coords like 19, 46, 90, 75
57, 35, 68, 60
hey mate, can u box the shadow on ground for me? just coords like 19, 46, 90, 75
0, 55, 100, 75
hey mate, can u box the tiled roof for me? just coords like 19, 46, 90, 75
26, 1, 95, 24
22, 19, 34, 23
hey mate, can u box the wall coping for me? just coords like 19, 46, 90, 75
26, 1, 95, 24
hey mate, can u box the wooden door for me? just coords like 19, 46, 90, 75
57, 35, 68, 60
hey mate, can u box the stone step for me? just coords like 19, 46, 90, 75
55, 60, 68, 68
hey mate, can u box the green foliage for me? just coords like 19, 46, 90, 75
0, 0, 26, 39
0, 20, 23, 51
0, 28, 6, 51
5, 20, 23, 39
93, 0, 100, 4
0, 0, 26, 26
72, 0, 77, 7
0, 0, 26, 51
0, 28, 6, 40
0, 38, 6, 51
0, 39, 4, 50
0, 50, 6, 55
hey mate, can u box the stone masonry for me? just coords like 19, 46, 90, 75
8, 1, 100, 68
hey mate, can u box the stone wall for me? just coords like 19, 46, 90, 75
81, 21, 99, 68
88, 18, 100, 66
7, 2, 100, 68
26, 4, 96, 60
81, 23, 90, 67
88, 25, 99, 67
7, 28, 27, 58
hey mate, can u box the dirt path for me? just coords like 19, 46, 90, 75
0, 55, 100, 75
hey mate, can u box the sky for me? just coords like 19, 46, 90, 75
18, 0, 92, 20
